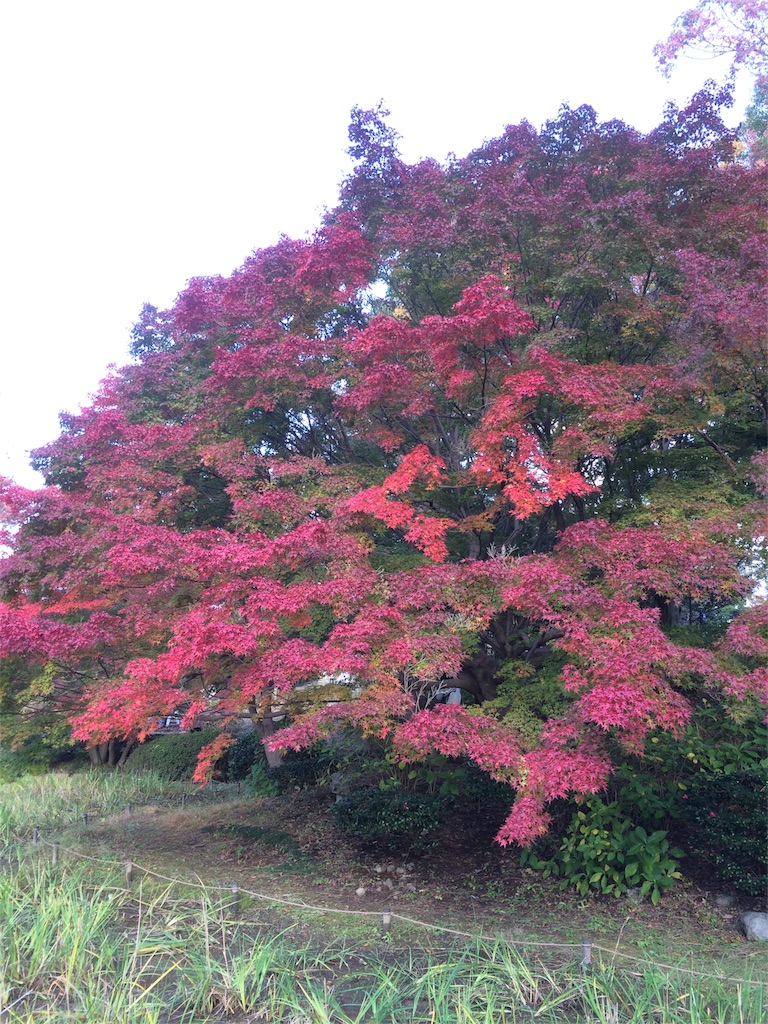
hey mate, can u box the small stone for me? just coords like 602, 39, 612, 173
739, 912, 768, 941
715, 894, 736, 909
395, 867, 406, 875
374, 865, 383, 874
406, 862, 414, 871
355, 887, 367, 897
383, 877, 394, 889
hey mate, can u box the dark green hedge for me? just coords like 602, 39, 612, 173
332, 788, 447, 854
677, 768, 768, 897
125, 729, 220, 781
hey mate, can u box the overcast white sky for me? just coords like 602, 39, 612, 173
0, 0, 749, 488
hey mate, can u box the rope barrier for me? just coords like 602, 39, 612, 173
389, 912, 581, 949
38, 836, 123, 868
589, 944, 765, 986
0, 992, 36, 1018
26, 821, 765, 989
132, 863, 384, 916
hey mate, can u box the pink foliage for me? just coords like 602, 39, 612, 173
1, 100, 765, 846
655, 0, 768, 84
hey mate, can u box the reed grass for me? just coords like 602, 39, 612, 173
0, 768, 235, 847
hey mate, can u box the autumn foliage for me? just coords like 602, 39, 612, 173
1, 95, 766, 843
655, 0, 767, 86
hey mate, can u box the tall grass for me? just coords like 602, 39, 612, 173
0, 769, 232, 847
0, 772, 763, 1022
1, 855, 763, 1024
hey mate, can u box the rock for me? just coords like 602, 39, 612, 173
374, 865, 383, 874
738, 912, 768, 941
383, 877, 394, 889
330, 772, 352, 803
355, 887, 367, 897
715, 894, 736, 909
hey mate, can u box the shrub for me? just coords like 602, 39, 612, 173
332, 788, 446, 854
645, 702, 768, 778
338, 746, 514, 804
0, 738, 85, 782
268, 751, 331, 792
225, 731, 265, 782
124, 729, 220, 781
245, 761, 280, 797
0, 744, 42, 783
522, 798, 683, 903
456, 762, 516, 808
676, 768, 767, 897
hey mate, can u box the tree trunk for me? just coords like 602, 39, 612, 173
87, 741, 111, 767
117, 738, 136, 768
443, 653, 500, 703
255, 716, 284, 768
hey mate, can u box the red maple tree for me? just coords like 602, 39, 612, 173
1, 97, 765, 843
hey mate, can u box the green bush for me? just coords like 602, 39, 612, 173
124, 729, 220, 781
268, 751, 331, 792
225, 731, 265, 782
245, 761, 280, 797
0, 738, 84, 782
644, 702, 768, 778
676, 768, 767, 897
455, 762, 516, 808
337, 745, 513, 804
0, 744, 45, 783
332, 788, 446, 854
522, 798, 683, 903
